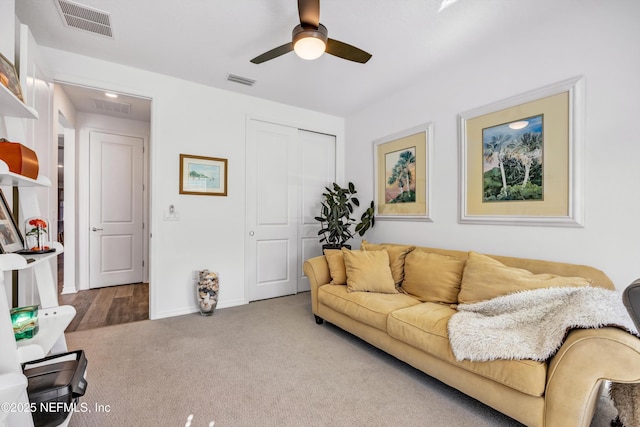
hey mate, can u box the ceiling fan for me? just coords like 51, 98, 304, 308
250, 0, 372, 64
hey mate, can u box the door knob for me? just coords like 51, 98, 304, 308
92, 227, 104, 231
249, 231, 255, 236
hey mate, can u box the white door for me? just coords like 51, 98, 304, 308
89, 131, 144, 288
246, 120, 299, 301
246, 120, 336, 301
298, 130, 336, 292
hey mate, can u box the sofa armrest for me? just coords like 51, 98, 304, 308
303, 256, 331, 316
544, 327, 640, 427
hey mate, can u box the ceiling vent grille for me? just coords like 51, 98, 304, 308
55, 0, 113, 38
227, 74, 256, 86
92, 98, 131, 115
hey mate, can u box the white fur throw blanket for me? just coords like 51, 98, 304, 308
448, 286, 638, 362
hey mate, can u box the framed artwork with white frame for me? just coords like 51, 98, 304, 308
458, 76, 585, 227
373, 122, 433, 221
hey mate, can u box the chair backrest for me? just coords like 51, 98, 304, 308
623, 278, 640, 331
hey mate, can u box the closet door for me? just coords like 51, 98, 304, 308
246, 121, 335, 301
246, 120, 300, 301
298, 130, 336, 292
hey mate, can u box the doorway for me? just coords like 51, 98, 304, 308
55, 82, 151, 331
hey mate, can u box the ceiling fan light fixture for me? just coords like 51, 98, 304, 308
292, 24, 328, 60
294, 37, 326, 60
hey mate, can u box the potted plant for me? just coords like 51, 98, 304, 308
314, 182, 375, 251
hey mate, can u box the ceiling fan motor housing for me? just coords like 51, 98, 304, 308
292, 23, 328, 45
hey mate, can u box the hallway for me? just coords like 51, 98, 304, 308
57, 256, 149, 332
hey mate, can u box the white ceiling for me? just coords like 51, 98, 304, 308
15, 0, 580, 118
55, 83, 152, 122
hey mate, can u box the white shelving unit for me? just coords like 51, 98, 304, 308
1, 90, 72, 427
0, 84, 38, 119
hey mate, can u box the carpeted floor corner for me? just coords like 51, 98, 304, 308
65, 292, 618, 426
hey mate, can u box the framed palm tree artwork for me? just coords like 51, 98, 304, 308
458, 76, 585, 227
373, 122, 433, 221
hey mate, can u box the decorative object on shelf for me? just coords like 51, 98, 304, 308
314, 182, 375, 251
0, 188, 25, 254
197, 270, 219, 316
24, 216, 51, 252
0, 52, 24, 102
10, 305, 39, 341
373, 122, 433, 222
0, 139, 39, 179
180, 154, 228, 196
458, 76, 585, 227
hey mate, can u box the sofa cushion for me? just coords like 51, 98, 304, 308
361, 241, 415, 288
342, 248, 397, 294
318, 284, 420, 331
387, 303, 547, 397
402, 251, 466, 304
458, 251, 593, 304
324, 249, 347, 285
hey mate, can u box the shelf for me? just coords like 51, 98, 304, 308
0, 161, 51, 187
16, 305, 76, 364
0, 242, 64, 271
0, 83, 38, 119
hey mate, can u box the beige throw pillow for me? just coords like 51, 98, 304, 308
342, 248, 397, 294
458, 251, 592, 304
324, 249, 347, 285
361, 240, 415, 288
402, 251, 466, 303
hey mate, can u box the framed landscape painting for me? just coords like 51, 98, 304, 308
458, 76, 585, 227
373, 123, 433, 221
179, 154, 228, 196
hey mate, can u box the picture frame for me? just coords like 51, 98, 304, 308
0, 52, 24, 102
0, 189, 25, 253
373, 122, 433, 221
458, 76, 585, 227
179, 154, 228, 196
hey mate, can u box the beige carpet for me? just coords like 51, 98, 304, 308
65, 292, 618, 426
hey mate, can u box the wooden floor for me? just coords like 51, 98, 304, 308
57, 256, 149, 332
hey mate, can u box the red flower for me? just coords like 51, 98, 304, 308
28, 219, 47, 228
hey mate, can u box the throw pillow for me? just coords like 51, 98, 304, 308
361, 240, 415, 288
342, 248, 397, 294
402, 251, 466, 304
324, 249, 347, 285
458, 251, 593, 304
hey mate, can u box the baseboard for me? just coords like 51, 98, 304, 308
151, 298, 248, 320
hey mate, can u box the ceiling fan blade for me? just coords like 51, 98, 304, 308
298, 0, 320, 27
250, 42, 294, 64
326, 39, 372, 64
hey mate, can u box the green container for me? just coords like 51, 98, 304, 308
10, 305, 39, 341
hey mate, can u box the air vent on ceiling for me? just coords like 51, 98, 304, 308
227, 74, 256, 86
92, 98, 131, 115
55, 0, 113, 38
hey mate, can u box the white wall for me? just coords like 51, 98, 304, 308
39, 47, 345, 319
345, 1, 640, 289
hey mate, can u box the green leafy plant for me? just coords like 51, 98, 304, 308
314, 182, 375, 247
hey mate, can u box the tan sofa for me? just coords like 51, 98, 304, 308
303, 242, 640, 427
